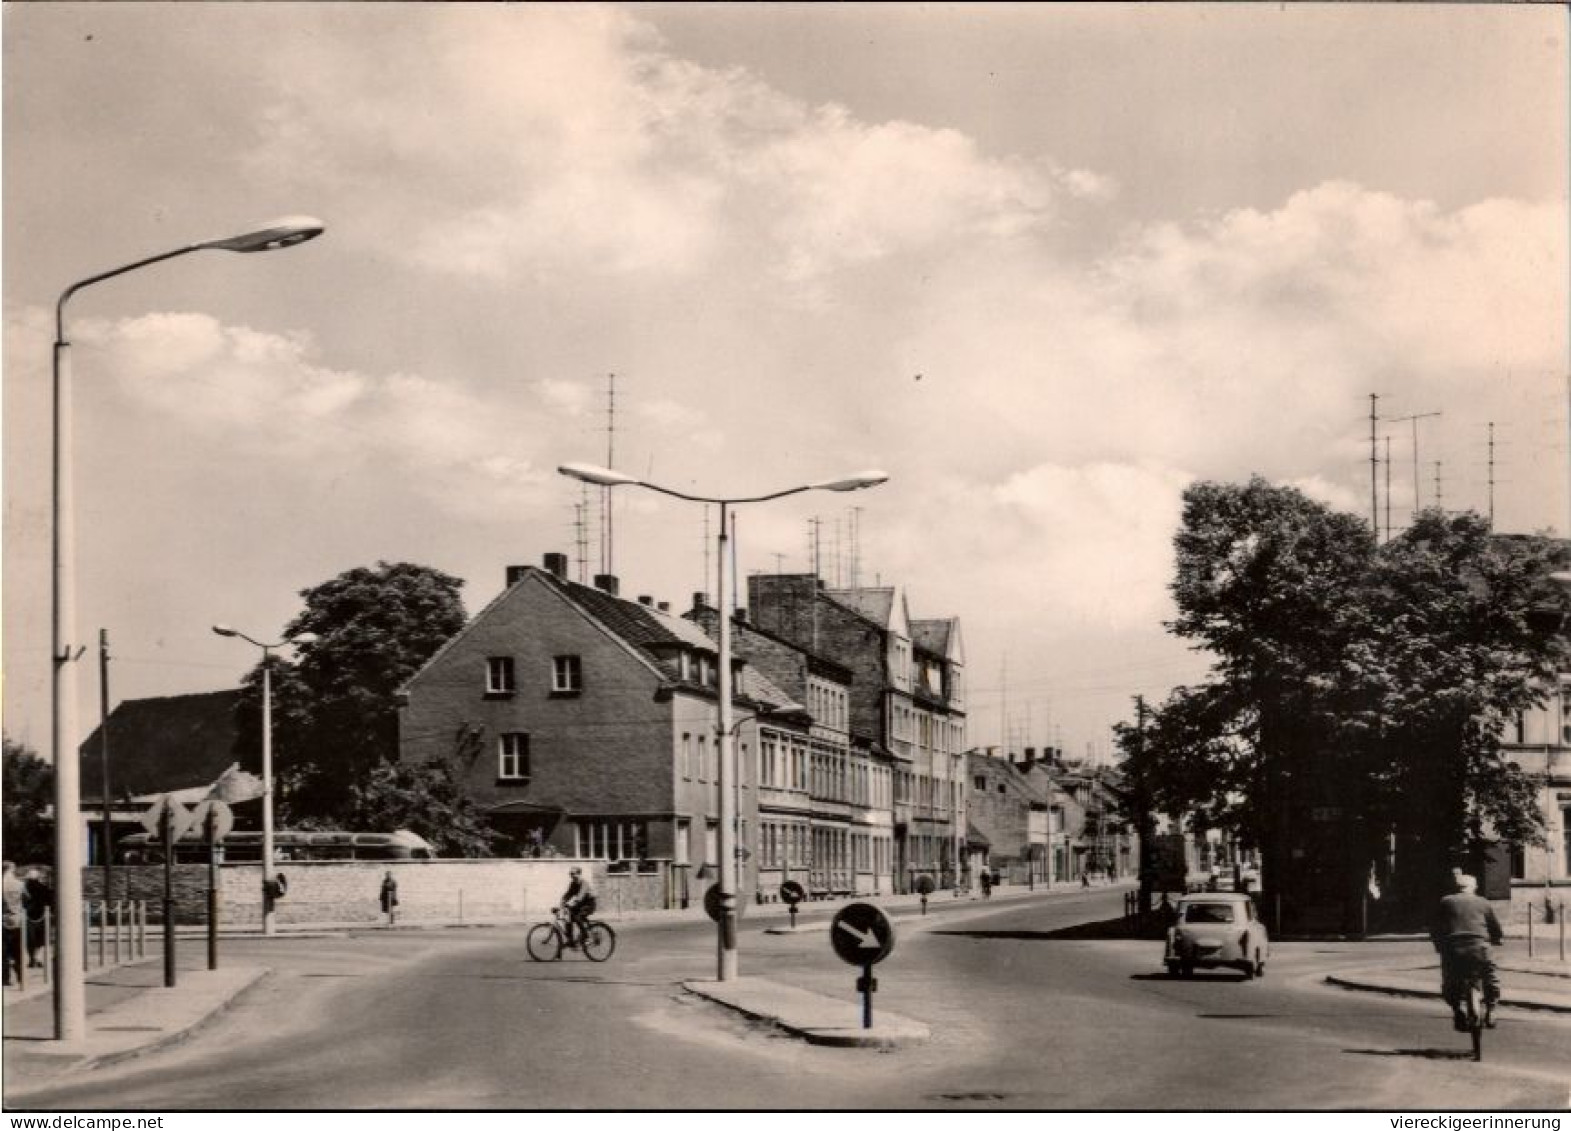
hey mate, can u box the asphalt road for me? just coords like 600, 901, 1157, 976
10, 890, 1570, 1110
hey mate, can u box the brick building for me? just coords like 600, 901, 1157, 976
397, 554, 801, 908
965, 750, 1051, 884
746, 574, 968, 892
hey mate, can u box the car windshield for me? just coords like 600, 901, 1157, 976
1182, 903, 1236, 924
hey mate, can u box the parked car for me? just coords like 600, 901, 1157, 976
1164, 892, 1268, 979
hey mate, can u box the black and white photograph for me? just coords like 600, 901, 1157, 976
3, 2, 1569, 1116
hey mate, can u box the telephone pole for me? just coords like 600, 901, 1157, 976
1386, 410, 1441, 520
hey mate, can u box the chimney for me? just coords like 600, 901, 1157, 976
593, 574, 620, 596
506, 565, 530, 587
733, 608, 747, 624
692, 591, 708, 612
657, 601, 671, 613
638, 595, 653, 606
542, 552, 568, 579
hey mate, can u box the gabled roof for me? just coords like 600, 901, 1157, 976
826, 586, 896, 627
77, 688, 243, 800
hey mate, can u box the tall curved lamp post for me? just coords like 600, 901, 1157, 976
560, 462, 888, 981
50, 217, 323, 1039
211, 626, 319, 936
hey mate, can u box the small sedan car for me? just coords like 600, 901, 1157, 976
1164, 892, 1269, 979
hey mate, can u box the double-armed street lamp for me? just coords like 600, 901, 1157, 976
211, 626, 319, 936
50, 217, 323, 1039
559, 462, 888, 981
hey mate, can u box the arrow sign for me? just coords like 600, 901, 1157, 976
141, 794, 199, 841
829, 902, 895, 966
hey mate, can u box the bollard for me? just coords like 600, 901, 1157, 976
82, 903, 91, 971
458, 889, 464, 924
1560, 902, 1566, 962
1527, 905, 1535, 958
114, 900, 124, 965
41, 907, 52, 986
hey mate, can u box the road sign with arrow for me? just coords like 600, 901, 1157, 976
829, 902, 895, 966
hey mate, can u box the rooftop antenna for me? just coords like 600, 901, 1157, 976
602, 372, 617, 577
1434, 460, 1444, 511
1487, 422, 1496, 528
1385, 409, 1441, 520
1368, 394, 1380, 536
849, 506, 863, 589
1383, 435, 1393, 543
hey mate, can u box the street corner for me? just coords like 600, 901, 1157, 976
681, 977, 931, 1049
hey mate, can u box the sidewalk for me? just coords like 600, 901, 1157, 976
3, 961, 269, 1091
1325, 952, 1571, 1014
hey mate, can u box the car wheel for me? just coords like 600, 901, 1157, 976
1165, 961, 1181, 978
1242, 959, 1256, 980
1180, 962, 1194, 978
1254, 952, 1266, 977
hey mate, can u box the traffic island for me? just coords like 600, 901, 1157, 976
682, 977, 930, 1048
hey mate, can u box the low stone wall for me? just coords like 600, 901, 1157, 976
81, 859, 671, 927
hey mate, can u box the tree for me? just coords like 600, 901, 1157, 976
1128, 477, 1570, 928
345, 759, 498, 858
234, 561, 467, 826
3, 737, 55, 865
1355, 512, 1569, 908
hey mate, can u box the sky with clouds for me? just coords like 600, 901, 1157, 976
5, 3, 1567, 763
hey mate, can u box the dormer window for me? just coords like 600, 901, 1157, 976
678, 652, 693, 681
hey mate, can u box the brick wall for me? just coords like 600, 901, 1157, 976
79, 859, 669, 927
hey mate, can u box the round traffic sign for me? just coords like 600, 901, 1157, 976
703, 883, 747, 923
914, 874, 936, 896
779, 880, 807, 906
829, 902, 896, 966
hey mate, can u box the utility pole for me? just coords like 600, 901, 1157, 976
98, 629, 113, 901
1434, 461, 1443, 511
1134, 694, 1153, 914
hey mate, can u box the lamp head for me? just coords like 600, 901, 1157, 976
559, 462, 640, 488
211, 624, 239, 638
198, 216, 326, 254
808, 470, 890, 493
289, 631, 320, 646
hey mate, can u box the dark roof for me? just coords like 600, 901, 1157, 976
911, 619, 953, 655
77, 689, 243, 801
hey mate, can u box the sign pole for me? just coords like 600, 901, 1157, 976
206, 806, 220, 971
860, 962, 874, 1029
161, 805, 176, 988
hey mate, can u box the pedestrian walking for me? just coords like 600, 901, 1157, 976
379, 871, 399, 926
2, 862, 24, 987
23, 869, 52, 968
979, 869, 993, 899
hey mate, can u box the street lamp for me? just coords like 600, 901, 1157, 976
49, 217, 322, 1038
211, 626, 318, 936
559, 462, 887, 980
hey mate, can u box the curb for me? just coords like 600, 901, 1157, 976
682, 978, 930, 1048
1323, 973, 1571, 1015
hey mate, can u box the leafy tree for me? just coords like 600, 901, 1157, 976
1354, 512, 1569, 905
344, 759, 498, 858
3, 736, 55, 865
234, 561, 467, 826
1126, 477, 1570, 925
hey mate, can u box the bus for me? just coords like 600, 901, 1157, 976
116, 828, 436, 864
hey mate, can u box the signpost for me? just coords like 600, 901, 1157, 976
704, 883, 746, 924
192, 800, 233, 970
829, 902, 896, 1030
779, 880, 806, 930
141, 794, 201, 986
914, 873, 935, 915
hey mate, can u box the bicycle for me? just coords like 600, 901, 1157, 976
526, 905, 616, 962
1456, 954, 1490, 1063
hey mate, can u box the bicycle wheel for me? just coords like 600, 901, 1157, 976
526, 922, 563, 962
1466, 982, 1484, 1062
581, 921, 617, 962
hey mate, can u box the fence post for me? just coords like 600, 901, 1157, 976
42, 907, 52, 985
114, 901, 124, 965
1527, 904, 1535, 958
458, 889, 464, 924
137, 900, 147, 959
82, 902, 91, 971
1560, 902, 1565, 963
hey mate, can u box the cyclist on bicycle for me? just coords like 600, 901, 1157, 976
1430, 872, 1503, 1031
561, 866, 597, 948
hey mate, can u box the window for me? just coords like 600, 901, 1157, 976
486, 656, 515, 694
552, 655, 582, 693
575, 818, 648, 862
498, 732, 530, 781
974, 775, 986, 791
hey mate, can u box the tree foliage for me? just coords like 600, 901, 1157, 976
344, 759, 498, 858
3, 736, 55, 865
1124, 478, 1569, 911
234, 561, 467, 827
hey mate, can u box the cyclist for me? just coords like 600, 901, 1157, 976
561, 866, 597, 948
1430, 872, 1504, 1031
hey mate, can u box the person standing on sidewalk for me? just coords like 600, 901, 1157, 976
22, 869, 52, 968
1430, 872, 1504, 1031
379, 871, 399, 926
2, 862, 24, 986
